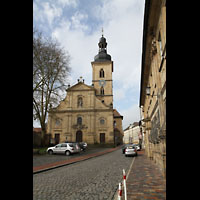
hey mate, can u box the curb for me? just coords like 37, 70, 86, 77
33, 146, 122, 174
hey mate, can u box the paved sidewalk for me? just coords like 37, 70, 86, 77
33, 145, 121, 174
124, 150, 166, 200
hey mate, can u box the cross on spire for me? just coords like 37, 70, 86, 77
102, 27, 104, 36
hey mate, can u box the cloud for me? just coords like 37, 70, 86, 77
41, 2, 63, 26
51, 20, 97, 85
114, 88, 126, 102
57, 0, 78, 8
120, 104, 141, 130
70, 11, 89, 31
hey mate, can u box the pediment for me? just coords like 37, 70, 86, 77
67, 82, 95, 91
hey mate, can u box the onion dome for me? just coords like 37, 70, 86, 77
94, 33, 111, 62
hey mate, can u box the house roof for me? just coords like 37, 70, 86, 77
133, 122, 139, 127
123, 122, 139, 131
113, 109, 123, 119
33, 127, 42, 133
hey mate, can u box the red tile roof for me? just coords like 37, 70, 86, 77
113, 109, 123, 119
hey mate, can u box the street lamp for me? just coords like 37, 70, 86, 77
141, 117, 150, 122
146, 86, 157, 97
146, 86, 151, 96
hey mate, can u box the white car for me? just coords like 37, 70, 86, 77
125, 145, 138, 157
47, 143, 81, 156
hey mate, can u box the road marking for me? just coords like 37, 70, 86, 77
126, 156, 135, 180
113, 156, 136, 200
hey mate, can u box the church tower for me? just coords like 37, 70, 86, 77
91, 32, 113, 107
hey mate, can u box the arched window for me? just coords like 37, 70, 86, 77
55, 119, 61, 126
99, 69, 104, 78
77, 117, 82, 125
77, 97, 83, 107
100, 119, 105, 125
100, 87, 104, 95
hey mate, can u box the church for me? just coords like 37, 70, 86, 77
46, 33, 123, 146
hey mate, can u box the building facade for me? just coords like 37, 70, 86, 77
139, 0, 166, 177
123, 122, 140, 145
46, 34, 123, 146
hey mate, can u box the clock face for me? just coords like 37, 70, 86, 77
99, 80, 106, 86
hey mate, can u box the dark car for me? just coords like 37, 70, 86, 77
78, 142, 87, 151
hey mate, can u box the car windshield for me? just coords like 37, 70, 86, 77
123, 144, 129, 148
127, 146, 134, 149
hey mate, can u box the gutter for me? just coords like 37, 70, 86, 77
139, 0, 151, 107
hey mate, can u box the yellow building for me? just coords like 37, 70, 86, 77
139, 0, 166, 176
47, 34, 123, 146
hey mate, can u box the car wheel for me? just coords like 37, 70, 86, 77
65, 151, 70, 156
48, 150, 53, 155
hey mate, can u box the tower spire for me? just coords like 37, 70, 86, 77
94, 30, 111, 62
102, 27, 104, 37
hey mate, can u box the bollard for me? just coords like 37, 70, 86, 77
123, 169, 127, 200
118, 182, 122, 200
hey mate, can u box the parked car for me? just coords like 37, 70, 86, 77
133, 144, 141, 151
122, 144, 130, 154
79, 142, 87, 151
125, 145, 138, 157
47, 143, 81, 156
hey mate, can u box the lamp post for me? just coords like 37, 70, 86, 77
146, 86, 157, 97
146, 86, 151, 96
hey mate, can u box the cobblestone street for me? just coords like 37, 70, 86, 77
33, 148, 133, 200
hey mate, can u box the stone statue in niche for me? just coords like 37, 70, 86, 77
78, 97, 83, 107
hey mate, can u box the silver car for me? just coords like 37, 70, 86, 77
47, 143, 81, 156
125, 145, 138, 157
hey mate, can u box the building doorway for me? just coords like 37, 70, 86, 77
76, 130, 83, 142
100, 133, 105, 144
55, 133, 60, 144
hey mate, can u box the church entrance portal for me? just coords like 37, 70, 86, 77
76, 130, 82, 142
100, 133, 105, 144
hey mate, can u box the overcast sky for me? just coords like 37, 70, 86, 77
33, 0, 145, 130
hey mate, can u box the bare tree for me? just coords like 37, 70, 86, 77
33, 29, 71, 145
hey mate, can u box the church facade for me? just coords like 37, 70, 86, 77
46, 34, 123, 145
